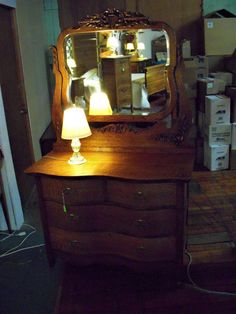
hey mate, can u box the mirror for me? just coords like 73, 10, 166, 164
55, 9, 178, 122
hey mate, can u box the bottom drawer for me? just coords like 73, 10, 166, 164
50, 227, 176, 263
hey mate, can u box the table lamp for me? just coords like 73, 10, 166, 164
126, 42, 134, 54
107, 35, 119, 55
137, 42, 145, 58
61, 107, 91, 165
89, 91, 112, 115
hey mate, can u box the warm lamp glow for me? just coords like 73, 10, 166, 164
61, 107, 91, 164
89, 92, 112, 115
107, 36, 119, 49
137, 42, 145, 50
126, 42, 134, 51
107, 35, 119, 55
137, 42, 145, 57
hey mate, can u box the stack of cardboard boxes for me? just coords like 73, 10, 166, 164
182, 44, 235, 171
182, 9, 236, 171
198, 73, 232, 171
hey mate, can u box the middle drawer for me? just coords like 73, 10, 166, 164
107, 179, 176, 209
45, 201, 176, 237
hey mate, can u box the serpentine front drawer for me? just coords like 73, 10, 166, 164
45, 201, 176, 237
107, 179, 176, 209
50, 227, 176, 263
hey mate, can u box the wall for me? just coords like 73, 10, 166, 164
203, 0, 236, 16
16, 0, 51, 161
58, 0, 203, 55
0, 0, 15, 7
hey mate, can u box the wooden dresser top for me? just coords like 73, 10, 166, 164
25, 150, 194, 181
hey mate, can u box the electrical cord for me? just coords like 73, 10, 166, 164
185, 251, 236, 296
0, 223, 44, 258
0, 230, 17, 242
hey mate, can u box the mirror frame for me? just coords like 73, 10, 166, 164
54, 9, 180, 124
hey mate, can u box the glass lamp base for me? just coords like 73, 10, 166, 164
68, 153, 86, 165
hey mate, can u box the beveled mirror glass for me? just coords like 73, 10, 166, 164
54, 9, 178, 123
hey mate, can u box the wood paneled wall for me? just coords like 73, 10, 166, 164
58, 0, 203, 55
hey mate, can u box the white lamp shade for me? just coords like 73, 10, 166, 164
89, 92, 112, 115
107, 36, 119, 49
126, 43, 134, 50
61, 107, 91, 139
137, 42, 145, 50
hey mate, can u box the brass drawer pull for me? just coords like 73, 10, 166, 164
70, 240, 79, 248
136, 245, 145, 254
135, 219, 146, 228
134, 191, 145, 199
69, 213, 79, 221
121, 67, 126, 72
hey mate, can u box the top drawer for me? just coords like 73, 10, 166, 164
102, 57, 130, 75
40, 176, 105, 204
107, 179, 176, 209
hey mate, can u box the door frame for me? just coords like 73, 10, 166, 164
0, 85, 24, 230
0, 0, 33, 230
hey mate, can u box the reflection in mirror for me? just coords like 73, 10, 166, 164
64, 29, 170, 117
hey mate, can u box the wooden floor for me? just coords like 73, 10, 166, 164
55, 170, 236, 314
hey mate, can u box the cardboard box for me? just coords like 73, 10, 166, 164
209, 72, 233, 86
183, 56, 209, 99
204, 123, 231, 145
197, 77, 225, 96
230, 149, 236, 170
184, 56, 209, 80
204, 142, 229, 171
225, 86, 236, 122
232, 123, 236, 149
204, 16, 236, 56
182, 40, 191, 59
205, 95, 230, 125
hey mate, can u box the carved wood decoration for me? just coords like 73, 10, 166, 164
52, 9, 193, 151
77, 8, 151, 29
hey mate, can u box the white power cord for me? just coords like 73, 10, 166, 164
0, 223, 44, 258
185, 251, 236, 296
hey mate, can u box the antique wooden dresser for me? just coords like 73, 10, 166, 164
25, 9, 194, 279
101, 56, 132, 112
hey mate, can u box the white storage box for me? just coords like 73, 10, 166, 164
197, 77, 225, 95
209, 72, 233, 86
204, 123, 231, 145
205, 95, 230, 125
204, 142, 229, 171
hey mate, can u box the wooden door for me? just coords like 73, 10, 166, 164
0, 4, 34, 206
